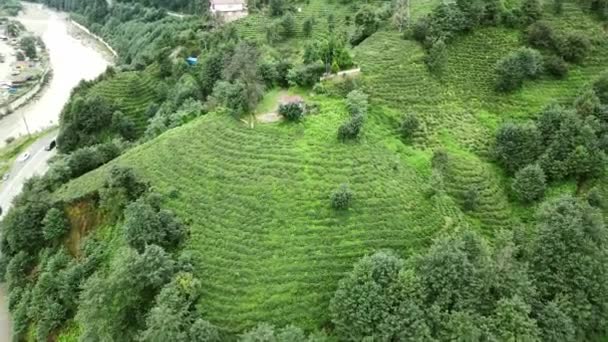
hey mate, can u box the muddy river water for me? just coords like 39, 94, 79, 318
0, 3, 111, 339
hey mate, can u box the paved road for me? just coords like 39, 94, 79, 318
0, 131, 57, 217
0, 131, 56, 341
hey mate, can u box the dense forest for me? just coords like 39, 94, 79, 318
3, 0, 608, 341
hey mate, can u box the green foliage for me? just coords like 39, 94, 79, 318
123, 196, 187, 252
543, 55, 568, 79
345, 90, 368, 117
57, 94, 117, 153
138, 272, 220, 342
495, 122, 541, 174
337, 113, 364, 140
269, 0, 285, 16
19, 36, 37, 59
303, 17, 314, 37
330, 251, 421, 341
280, 13, 296, 38
77, 245, 175, 341
512, 164, 546, 202
425, 39, 447, 75
495, 48, 543, 92
525, 21, 554, 49
330, 184, 353, 210
530, 196, 608, 338
278, 103, 304, 121
400, 113, 420, 140
521, 0, 542, 24
350, 5, 380, 46
555, 32, 591, 63
462, 185, 480, 211
42, 208, 69, 241
287, 62, 325, 88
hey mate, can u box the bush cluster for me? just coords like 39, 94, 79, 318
278, 103, 304, 121
495, 48, 543, 92
331, 198, 608, 340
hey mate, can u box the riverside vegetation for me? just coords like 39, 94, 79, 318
3, 0, 608, 341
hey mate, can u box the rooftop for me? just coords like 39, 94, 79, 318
210, 0, 245, 5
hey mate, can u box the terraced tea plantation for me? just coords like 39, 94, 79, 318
89, 71, 158, 135
59, 100, 456, 330
51, 0, 608, 336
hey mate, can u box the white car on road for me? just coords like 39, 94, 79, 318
17, 152, 30, 162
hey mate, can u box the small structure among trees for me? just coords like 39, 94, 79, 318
209, 0, 248, 22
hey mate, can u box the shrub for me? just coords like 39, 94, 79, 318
280, 13, 296, 38
287, 62, 325, 87
425, 39, 447, 75
337, 114, 364, 141
495, 48, 543, 92
278, 103, 304, 121
330, 184, 353, 210
521, 0, 542, 24
544, 55, 568, 79
525, 21, 554, 49
123, 196, 187, 252
462, 186, 480, 212
42, 208, 69, 241
512, 164, 546, 202
345, 90, 369, 116
400, 113, 420, 139
431, 149, 449, 172
495, 122, 541, 174
329, 251, 417, 340
555, 32, 591, 63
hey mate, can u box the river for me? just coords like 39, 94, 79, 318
0, 3, 111, 340
0, 2, 110, 147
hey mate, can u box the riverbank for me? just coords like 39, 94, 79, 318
0, 2, 111, 148
0, 3, 111, 339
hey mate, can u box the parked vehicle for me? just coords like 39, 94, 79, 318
44, 140, 56, 151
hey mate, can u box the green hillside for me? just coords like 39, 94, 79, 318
6, 0, 608, 340
53, 0, 608, 334
58, 99, 453, 330
89, 71, 158, 135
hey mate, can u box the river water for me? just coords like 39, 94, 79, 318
0, 2, 110, 147
0, 3, 111, 340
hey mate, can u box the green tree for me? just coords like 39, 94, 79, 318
495, 122, 541, 174
350, 5, 380, 46
330, 251, 426, 341
555, 32, 591, 63
330, 184, 353, 210
521, 0, 542, 24
490, 296, 540, 341
400, 113, 420, 140
41, 208, 69, 241
512, 164, 546, 202
221, 42, 265, 115
78, 245, 176, 341
278, 103, 304, 121
529, 196, 608, 338
345, 90, 369, 116
303, 17, 314, 37
269, 0, 284, 16
19, 36, 37, 59
280, 13, 296, 38
392, 0, 410, 32
139, 273, 219, 342
123, 196, 186, 252
425, 39, 447, 75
